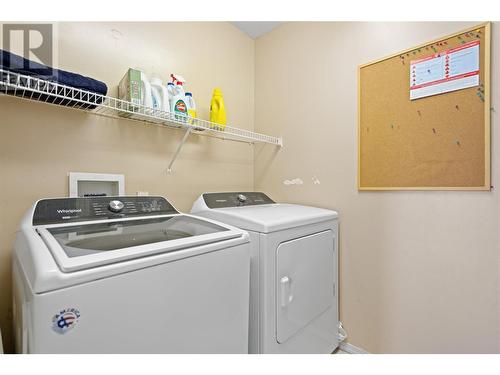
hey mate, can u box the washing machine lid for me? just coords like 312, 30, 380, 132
37, 214, 242, 272
196, 198, 338, 233
32, 196, 245, 272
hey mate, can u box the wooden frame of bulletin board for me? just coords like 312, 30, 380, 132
358, 23, 491, 190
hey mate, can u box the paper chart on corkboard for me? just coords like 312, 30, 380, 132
358, 23, 491, 190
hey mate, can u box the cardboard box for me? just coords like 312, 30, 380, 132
118, 68, 143, 117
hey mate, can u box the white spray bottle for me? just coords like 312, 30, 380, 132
169, 73, 188, 121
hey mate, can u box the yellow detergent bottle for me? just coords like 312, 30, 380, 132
210, 88, 227, 131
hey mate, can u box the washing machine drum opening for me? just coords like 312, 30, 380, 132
46, 216, 229, 258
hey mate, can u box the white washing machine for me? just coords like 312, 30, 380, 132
191, 192, 339, 354
13, 196, 251, 353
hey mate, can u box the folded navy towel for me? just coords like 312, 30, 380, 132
0, 49, 107, 108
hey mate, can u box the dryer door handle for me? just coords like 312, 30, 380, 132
280, 276, 294, 307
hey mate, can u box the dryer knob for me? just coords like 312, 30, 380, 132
108, 200, 125, 213
237, 194, 247, 203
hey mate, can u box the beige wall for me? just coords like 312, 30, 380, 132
0, 22, 254, 352
254, 22, 500, 353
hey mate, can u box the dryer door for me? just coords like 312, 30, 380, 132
276, 230, 335, 344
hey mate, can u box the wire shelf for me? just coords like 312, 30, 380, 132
0, 68, 283, 147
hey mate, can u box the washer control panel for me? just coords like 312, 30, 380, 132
203, 192, 275, 209
33, 196, 178, 225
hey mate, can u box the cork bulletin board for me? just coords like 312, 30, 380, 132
358, 23, 491, 190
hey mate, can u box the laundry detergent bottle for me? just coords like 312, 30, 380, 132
150, 77, 169, 112
185, 92, 201, 129
138, 70, 153, 108
166, 82, 175, 106
169, 73, 188, 121
210, 88, 227, 130
185, 92, 197, 119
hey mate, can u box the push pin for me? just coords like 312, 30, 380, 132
417, 110, 421, 116
455, 140, 461, 146
432, 128, 436, 134
455, 105, 459, 110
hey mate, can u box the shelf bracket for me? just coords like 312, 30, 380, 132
167, 127, 192, 174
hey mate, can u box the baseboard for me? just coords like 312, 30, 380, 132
339, 342, 369, 354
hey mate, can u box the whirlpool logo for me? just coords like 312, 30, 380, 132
52, 308, 81, 334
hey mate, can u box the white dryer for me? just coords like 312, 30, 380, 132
191, 192, 339, 354
13, 196, 251, 353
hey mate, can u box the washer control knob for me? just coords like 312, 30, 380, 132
237, 194, 247, 203
108, 200, 125, 213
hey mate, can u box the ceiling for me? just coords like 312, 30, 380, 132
231, 22, 282, 39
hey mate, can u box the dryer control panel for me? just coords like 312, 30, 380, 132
33, 196, 178, 225
202, 192, 275, 209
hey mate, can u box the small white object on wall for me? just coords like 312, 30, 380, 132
69, 172, 125, 197
283, 178, 304, 186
